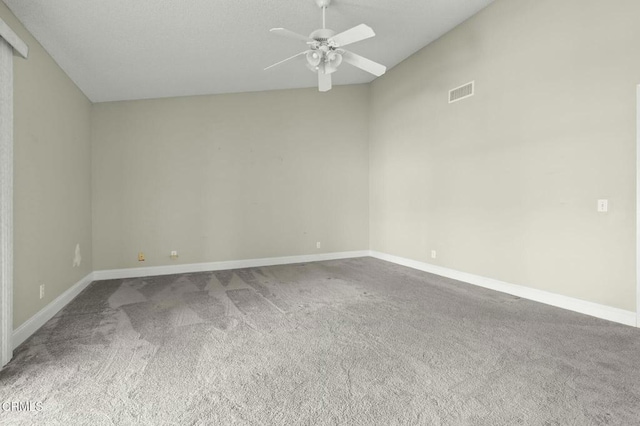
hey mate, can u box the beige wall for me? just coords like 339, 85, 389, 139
370, 0, 640, 311
0, 3, 93, 327
5, 0, 640, 328
91, 86, 370, 270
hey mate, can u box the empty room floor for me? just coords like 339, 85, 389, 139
1, 257, 639, 425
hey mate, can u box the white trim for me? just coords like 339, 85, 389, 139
0, 39, 14, 367
0, 16, 27, 368
0, 18, 28, 59
11, 251, 368, 352
370, 251, 637, 327
12, 273, 94, 349
637, 84, 640, 328
12, 247, 636, 351
93, 251, 370, 280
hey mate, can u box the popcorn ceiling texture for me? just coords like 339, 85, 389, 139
2, 0, 493, 102
1, 258, 639, 424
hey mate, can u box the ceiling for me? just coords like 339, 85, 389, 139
4, 0, 494, 103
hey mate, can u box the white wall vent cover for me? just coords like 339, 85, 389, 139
449, 81, 475, 103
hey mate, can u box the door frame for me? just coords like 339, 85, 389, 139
0, 17, 28, 368
637, 85, 640, 328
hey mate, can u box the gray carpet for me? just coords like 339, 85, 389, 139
1, 257, 640, 425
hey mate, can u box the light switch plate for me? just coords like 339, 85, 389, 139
597, 199, 608, 213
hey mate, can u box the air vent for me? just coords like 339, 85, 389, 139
449, 81, 474, 103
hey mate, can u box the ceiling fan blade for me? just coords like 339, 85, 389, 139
318, 71, 332, 92
264, 51, 308, 71
342, 50, 386, 77
329, 24, 375, 47
270, 28, 313, 43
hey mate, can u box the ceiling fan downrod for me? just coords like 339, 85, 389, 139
323, 6, 326, 29
316, 0, 330, 29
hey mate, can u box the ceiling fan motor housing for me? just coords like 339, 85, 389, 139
309, 28, 336, 43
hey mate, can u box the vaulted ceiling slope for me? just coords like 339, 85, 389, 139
4, 0, 494, 103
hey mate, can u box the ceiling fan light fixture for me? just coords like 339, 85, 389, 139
265, 0, 387, 92
306, 50, 322, 67
324, 52, 342, 74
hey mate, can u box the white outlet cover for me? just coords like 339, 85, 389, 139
73, 243, 81, 267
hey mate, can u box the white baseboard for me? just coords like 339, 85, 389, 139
11, 251, 369, 352
12, 249, 635, 351
93, 250, 370, 281
12, 272, 95, 349
370, 251, 638, 327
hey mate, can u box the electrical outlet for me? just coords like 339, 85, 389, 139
138, 252, 145, 262
170, 250, 178, 259
316, 242, 321, 249
73, 243, 81, 267
431, 250, 437, 259
39, 284, 45, 300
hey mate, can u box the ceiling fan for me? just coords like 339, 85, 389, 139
264, 0, 386, 92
